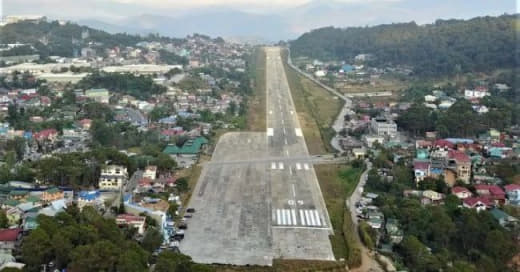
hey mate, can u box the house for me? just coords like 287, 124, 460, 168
447, 150, 471, 184
5, 208, 22, 226
490, 208, 518, 228
451, 186, 472, 199
0, 228, 21, 254
163, 136, 208, 167
143, 166, 157, 180
85, 88, 110, 104
370, 116, 397, 137
385, 218, 403, 244
464, 87, 489, 99
99, 165, 128, 190
421, 190, 445, 205
366, 211, 384, 229
363, 134, 385, 148
463, 197, 492, 212
8, 190, 28, 201
474, 184, 506, 205
33, 128, 58, 142
38, 199, 67, 217
413, 160, 430, 183
77, 190, 101, 210
504, 184, 520, 206
116, 214, 146, 235
78, 119, 92, 130
41, 187, 64, 203
352, 147, 367, 159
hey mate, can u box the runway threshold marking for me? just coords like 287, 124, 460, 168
271, 162, 276, 169
295, 128, 303, 137
303, 163, 310, 170
267, 128, 274, 136
278, 162, 284, 169
296, 163, 302, 170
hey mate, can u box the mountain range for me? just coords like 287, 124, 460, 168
73, 0, 514, 42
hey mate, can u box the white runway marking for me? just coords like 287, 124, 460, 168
314, 210, 322, 226
277, 209, 281, 225
291, 184, 296, 197
286, 150, 289, 156
308, 210, 316, 226
278, 162, 284, 169
291, 209, 297, 225
267, 128, 273, 136
304, 210, 312, 226
300, 210, 306, 225
286, 210, 292, 225
284, 138, 288, 145
269, 110, 272, 115
289, 166, 292, 175
281, 210, 286, 225
271, 162, 276, 169
295, 128, 303, 137
282, 127, 286, 134
290, 111, 293, 115
303, 163, 310, 170
296, 163, 302, 170
281, 119, 284, 125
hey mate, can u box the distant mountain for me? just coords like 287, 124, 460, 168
290, 14, 518, 77
78, 11, 291, 42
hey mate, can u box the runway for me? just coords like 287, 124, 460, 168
180, 47, 334, 265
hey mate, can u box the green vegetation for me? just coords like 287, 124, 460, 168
314, 163, 364, 266
358, 221, 376, 250
397, 97, 519, 138
77, 72, 166, 100
365, 163, 518, 272
291, 14, 517, 77
158, 49, 188, 65
0, 20, 182, 58
282, 50, 343, 154
246, 47, 266, 131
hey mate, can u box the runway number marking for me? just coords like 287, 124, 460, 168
288, 200, 295, 206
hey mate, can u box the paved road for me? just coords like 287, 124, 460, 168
180, 47, 334, 266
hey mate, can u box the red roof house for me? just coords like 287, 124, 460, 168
474, 184, 506, 205
452, 186, 472, 199
463, 197, 492, 212
33, 128, 58, 141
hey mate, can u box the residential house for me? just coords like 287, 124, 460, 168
163, 136, 208, 167
370, 116, 397, 137
363, 134, 385, 148
413, 160, 430, 183
41, 187, 64, 203
451, 186, 472, 199
504, 184, 520, 206
446, 150, 471, 184
352, 148, 367, 159
474, 184, 506, 205
85, 88, 110, 104
8, 190, 28, 201
99, 165, 128, 190
490, 208, 518, 229
366, 211, 384, 229
39, 199, 67, 217
143, 166, 157, 180
5, 208, 22, 226
116, 214, 146, 235
463, 197, 492, 212
385, 218, 403, 244
78, 119, 92, 130
33, 128, 58, 143
464, 87, 489, 99
0, 228, 21, 254
77, 190, 101, 210
421, 190, 445, 205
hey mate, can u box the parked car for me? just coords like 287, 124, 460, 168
186, 208, 196, 213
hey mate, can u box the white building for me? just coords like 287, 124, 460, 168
98, 165, 128, 190
143, 165, 157, 180
464, 89, 489, 99
116, 214, 146, 235
370, 117, 397, 137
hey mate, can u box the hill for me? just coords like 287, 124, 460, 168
0, 20, 182, 58
290, 14, 518, 76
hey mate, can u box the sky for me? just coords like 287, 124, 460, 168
0, 0, 517, 39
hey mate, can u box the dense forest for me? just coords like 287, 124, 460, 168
290, 15, 518, 77
0, 20, 184, 58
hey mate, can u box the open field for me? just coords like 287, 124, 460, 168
314, 164, 363, 265
282, 50, 343, 155
214, 259, 347, 272
335, 76, 408, 95
247, 48, 267, 132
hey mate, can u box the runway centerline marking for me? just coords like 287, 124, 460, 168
291, 184, 296, 197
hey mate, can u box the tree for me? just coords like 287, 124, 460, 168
0, 210, 8, 228
68, 241, 120, 272
141, 228, 163, 252
22, 228, 52, 272
155, 251, 194, 272
168, 202, 179, 219
175, 177, 189, 193
156, 153, 177, 172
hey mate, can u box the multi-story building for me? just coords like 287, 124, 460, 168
98, 165, 128, 190
370, 116, 397, 137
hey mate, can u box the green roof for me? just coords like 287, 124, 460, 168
3, 199, 20, 207
26, 195, 41, 203
45, 187, 61, 194
490, 208, 509, 220
9, 190, 28, 196
163, 137, 208, 155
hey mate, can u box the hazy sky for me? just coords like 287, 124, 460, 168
2, 0, 517, 20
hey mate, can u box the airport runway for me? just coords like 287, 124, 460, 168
180, 47, 334, 265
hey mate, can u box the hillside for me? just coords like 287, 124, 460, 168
0, 20, 182, 58
290, 14, 518, 77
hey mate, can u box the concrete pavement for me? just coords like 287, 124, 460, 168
180, 47, 334, 265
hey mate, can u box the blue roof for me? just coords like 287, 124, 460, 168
341, 64, 354, 72
78, 190, 100, 201
446, 138, 474, 144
